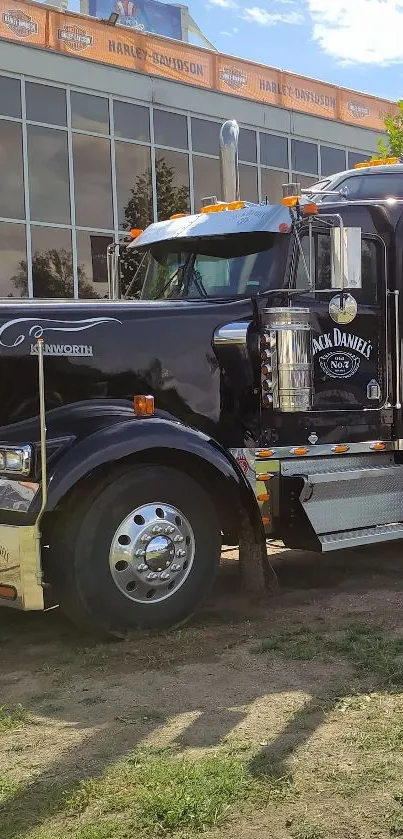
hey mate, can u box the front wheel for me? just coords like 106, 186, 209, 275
52, 464, 222, 635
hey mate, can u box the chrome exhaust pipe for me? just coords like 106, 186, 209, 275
219, 119, 240, 204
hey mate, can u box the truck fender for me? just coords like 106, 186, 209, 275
41, 417, 265, 545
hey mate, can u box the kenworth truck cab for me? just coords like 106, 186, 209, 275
0, 120, 402, 637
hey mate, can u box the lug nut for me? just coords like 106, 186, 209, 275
173, 535, 184, 543
152, 525, 163, 534
146, 572, 159, 581
141, 533, 152, 543
135, 549, 145, 557
176, 549, 186, 558
165, 525, 175, 534
171, 564, 181, 572
160, 571, 170, 580
137, 563, 148, 572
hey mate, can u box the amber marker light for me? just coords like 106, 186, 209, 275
134, 395, 155, 416
370, 441, 386, 451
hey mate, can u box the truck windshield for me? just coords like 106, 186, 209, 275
140, 234, 285, 300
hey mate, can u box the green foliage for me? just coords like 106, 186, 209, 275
374, 100, 403, 159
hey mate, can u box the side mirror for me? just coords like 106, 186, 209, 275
331, 226, 362, 290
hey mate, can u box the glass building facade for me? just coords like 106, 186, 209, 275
0, 71, 375, 300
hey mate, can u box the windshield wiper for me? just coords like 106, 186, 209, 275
154, 256, 191, 300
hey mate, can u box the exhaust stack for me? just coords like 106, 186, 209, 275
219, 120, 240, 204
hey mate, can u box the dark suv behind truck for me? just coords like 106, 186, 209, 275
307, 162, 403, 203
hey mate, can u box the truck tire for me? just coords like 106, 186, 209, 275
52, 463, 221, 636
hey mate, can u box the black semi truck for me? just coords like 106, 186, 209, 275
0, 120, 402, 636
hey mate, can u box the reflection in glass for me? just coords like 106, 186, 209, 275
348, 151, 371, 169
73, 134, 113, 229
192, 155, 220, 212
27, 125, 70, 224
292, 173, 318, 190
155, 150, 189, 220
0, 121, 24, 219
76, 231, 113, 298
238, 128, 257, 163
154, 110, 188, 149
0, 222, 26, 297
291, 139, 318, 174
30, 227, 73, 298
321, 146, 346, 177
260, 133, 288, 169
25, 83, 67, 126
239, 165, 258, 202
191, 118, 219, 156
115, 142, 152, 230
0, 75, 21, 118
261, 169, 288, 204
71, 92, 110, 134
113, 100, 150, 141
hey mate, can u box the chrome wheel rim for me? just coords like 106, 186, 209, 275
109, 502, 195, 604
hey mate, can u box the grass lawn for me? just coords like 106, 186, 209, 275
1, 543, 403, 838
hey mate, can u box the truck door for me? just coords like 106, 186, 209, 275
291, 227, 387, 412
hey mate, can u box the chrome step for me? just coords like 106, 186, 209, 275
320, 522, 403, 551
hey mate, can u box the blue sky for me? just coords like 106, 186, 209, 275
69, 0, 403, 101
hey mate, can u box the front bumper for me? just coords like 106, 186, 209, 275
0, 524, 44, 610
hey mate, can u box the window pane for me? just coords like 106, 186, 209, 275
0, 75, 21, 118
73, 135, 113, 229
27, 126, 70, 224
25, 83, 66, 126
0, 222, 26, 297
291, 140, 318, 174
192, 156, 220, 212
239, 165, 258, 202
321, 146, 346, 177
0, 121, 24, 219
261, 169, 288, 203
191, 118, 219, 156
292, 173, 318, 190
113, 100, 150, 141
260, 133, 288, 169
155, 150, 189, 220
154, 110, 187, 149
31, 227, 73, 298
76, 230, 112, 298
115, 142, 151, 230
356, 173, 403, 199
348, 151, 371, 169
71, 92, 109, 134
238, 128, 257, 163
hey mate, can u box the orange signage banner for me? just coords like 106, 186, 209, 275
0, 0, 398, 133
0, 0, 47, 47
50, 10, 213, 87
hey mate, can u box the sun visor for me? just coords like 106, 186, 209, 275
129, 204, 292, 251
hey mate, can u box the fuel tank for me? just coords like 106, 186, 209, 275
0, 298, 259, 447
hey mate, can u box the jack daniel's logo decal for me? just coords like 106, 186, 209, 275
0, 317, 122, 357
313, 327, 373, 380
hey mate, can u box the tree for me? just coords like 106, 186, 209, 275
12, 249, 99, 299
373, 100, 403, 159
121, 156, 189, 298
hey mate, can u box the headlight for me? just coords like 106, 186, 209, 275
0, 446, 31, 475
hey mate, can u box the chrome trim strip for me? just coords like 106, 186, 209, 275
256, 441, 393, 460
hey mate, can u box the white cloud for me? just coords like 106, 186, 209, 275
209, 0, 238, 7
241, 6, 303, 25
307, 0, 403, 65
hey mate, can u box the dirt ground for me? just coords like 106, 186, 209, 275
2, 542, 403, 839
